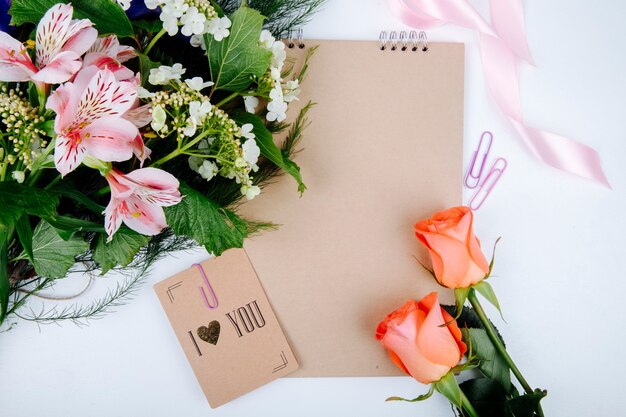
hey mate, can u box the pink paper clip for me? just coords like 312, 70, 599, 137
465, 131, 493, 189
469, 158, 507, 210
193, 263, 218, 309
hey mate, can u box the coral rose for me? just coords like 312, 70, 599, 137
376, 292, 466, 384
414, 206, 489, 288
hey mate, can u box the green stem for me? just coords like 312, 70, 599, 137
144, 28, 167, 55
150, 129, 213, 167
44, 174, 62, 190
215, 91, 240, 108
0, 162, 7, 181
460, 389, 480, 417
93, 186, 110, 198
468, 289, 544, 417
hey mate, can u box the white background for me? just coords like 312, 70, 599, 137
1, 1, 625, 416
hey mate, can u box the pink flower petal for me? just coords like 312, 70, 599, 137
131, 134, 152, 166
83, 52, 135, 81
121, 196, 167, 236
46, 81, 77, 133
124, 167, 180, 190
75, 69, 119, 123
104, 197, 124, 239
0, 32, 38, 81
110, 80, 138, 114
123, 104, 152, 128
54, 133, 86, 176
87, 35, 136, 63
31, 50, 82, 84
62, 23, 97, 57
81, 117, 138, 162
35, 3, 73, 67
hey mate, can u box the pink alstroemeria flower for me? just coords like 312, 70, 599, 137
104, 168, 183, 239
0, 3, 97, 84
84, 35, 137, 81
47, 66, 149, 175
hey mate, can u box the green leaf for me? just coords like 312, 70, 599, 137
462, 328, 511, 392
454, 287, 470, 316
165, 183, 249, 256
232, 112, 306, 194
51, 185, 105, 215
44, 215, 105, 240
474, 280, 504, 319
205, 6, 272, 91
505, 389, 547, 417
460, 378, 507, 417
15, 214, 34, 262
0, 182, 59, 227
487, 236, 502, 277
386, 384, 435, 402
433, 372, 463, 409
10, 0, 134, 37
93, 231, 150, 274
137, 52, 161, 87
0, 225, 9, 323
31, 220, 89, 279
210, 0, 225, 17
132, 19, 163, 33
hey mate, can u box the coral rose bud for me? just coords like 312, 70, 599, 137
414, 206, 489, 288
375, 292, 467, 384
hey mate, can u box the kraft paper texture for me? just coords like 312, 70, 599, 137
154, 249, 299, 407
240, 39, 465, 377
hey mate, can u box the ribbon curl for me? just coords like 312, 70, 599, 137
389, 0, 610, 187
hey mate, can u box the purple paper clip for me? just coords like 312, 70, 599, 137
193, 263, 218, 309
469, 157, 507, 210
465, 131, 493, 189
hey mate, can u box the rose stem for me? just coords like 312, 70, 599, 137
460, 389, 480, 417
467, 289, 544, 417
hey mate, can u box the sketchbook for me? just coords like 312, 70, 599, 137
240, 33, 465, 377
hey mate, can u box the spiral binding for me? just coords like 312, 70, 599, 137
287, 28, 305, 49
380, 30, 428, 52
283, 29, 426, 51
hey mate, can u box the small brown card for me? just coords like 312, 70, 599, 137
154, 248, 299, 408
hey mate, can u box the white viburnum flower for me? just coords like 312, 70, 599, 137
270, 67, 282, 82
189, 100, 212, 124
206, 16, 231, 41
240, 123, 255, 140
116, 0, 132, 10
188, 155, 202, 171
145, 0, 161, 9
180, 6, 206, 36
259, 30, 275, 48
190, 33, 205, 49
243, 96, 259, 113
137, 86, 155, 99
185, 77, 214, 91
183, 118, 197, 137
12, 170, 25, 183
151, 105, 167, 131
241, 184, 261, 200
269, 85, 283, 101
198, 160, 219, 181
242, 138, 260, 171
148, 63, 186, 85
271, 41, 287, 69
266, 99, 288, 122
283, 79, 301, 103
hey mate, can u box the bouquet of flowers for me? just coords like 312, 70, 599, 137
0, 0, 323, 326
376, 207, 547, 416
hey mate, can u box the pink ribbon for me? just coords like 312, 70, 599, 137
389, 0, 610, 187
